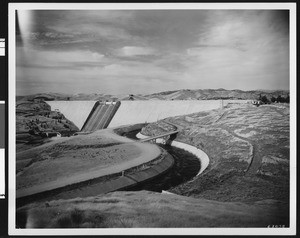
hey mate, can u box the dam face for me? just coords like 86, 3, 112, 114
47, 101, 97, 130
46, 100, 248, 131
108, 100, 221, 128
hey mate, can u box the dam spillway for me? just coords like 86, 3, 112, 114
46, 100, 244, 131
81, 101, 121, 132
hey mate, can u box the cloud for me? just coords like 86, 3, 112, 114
17, 47, 105, 69
116, 46, 157, 57
16, 10, 290, 95
196, 11, 288, 53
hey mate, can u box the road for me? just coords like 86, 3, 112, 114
16, 128, 161, 198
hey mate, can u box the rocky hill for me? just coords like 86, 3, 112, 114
16, 98, 79, 152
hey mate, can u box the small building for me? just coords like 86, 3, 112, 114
252, 100, 261, 107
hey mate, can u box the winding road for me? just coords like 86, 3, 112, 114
17, 128, 162, 199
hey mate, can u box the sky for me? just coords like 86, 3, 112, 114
16, 9, 289, 96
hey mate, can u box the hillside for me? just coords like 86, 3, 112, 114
16, 102, 290, 228
146, 88, 289, 100
17, 190, 288, 228
142, 103, 289, 203
17, 89, 289, 101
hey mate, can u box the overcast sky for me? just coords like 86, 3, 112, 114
16, 9, 289, 95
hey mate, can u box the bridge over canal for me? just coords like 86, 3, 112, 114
139, 130, 180, 144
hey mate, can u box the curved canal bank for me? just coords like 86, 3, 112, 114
17, 127, 175, 207
17, 122, 205, 206
121, 128, 202, 192
136, 132, 209, 175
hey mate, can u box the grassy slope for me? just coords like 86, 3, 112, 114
142, 103, 289, 204
17, 190, 288, 228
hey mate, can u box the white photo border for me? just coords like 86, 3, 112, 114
8, 2, 297, 236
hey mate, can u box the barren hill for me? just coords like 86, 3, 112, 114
17, 89, 289, 102
145, 88, 289, 100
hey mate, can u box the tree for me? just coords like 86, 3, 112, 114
285, 95, 290, 103
261, 95, 269, 104
271, 96, 276, 103
277, 95, 283, 103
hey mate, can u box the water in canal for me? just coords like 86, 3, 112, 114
122, 129, 201, 192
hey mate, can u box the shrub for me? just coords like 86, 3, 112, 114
260, 95, 269, 104
70, 209, 84, 224
285, 95, 290, 103
16, 208, 28, 228
271, 97, 276, 103
276, 95, 284, 103
56, 214, 73, 228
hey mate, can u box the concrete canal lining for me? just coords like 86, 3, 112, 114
136, 132, 209, 176
17, 129, 175, 201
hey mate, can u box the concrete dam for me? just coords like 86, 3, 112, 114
47, 100, 228, 131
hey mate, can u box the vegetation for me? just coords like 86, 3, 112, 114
17, 190, 289, 228
259, 94, 290, 104
17, 89, 289, 101
142, 103, 289, 205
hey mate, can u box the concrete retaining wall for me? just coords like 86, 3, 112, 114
17, 147, 174, 203
73, 152, 174, 195
136, 132, 209, 176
